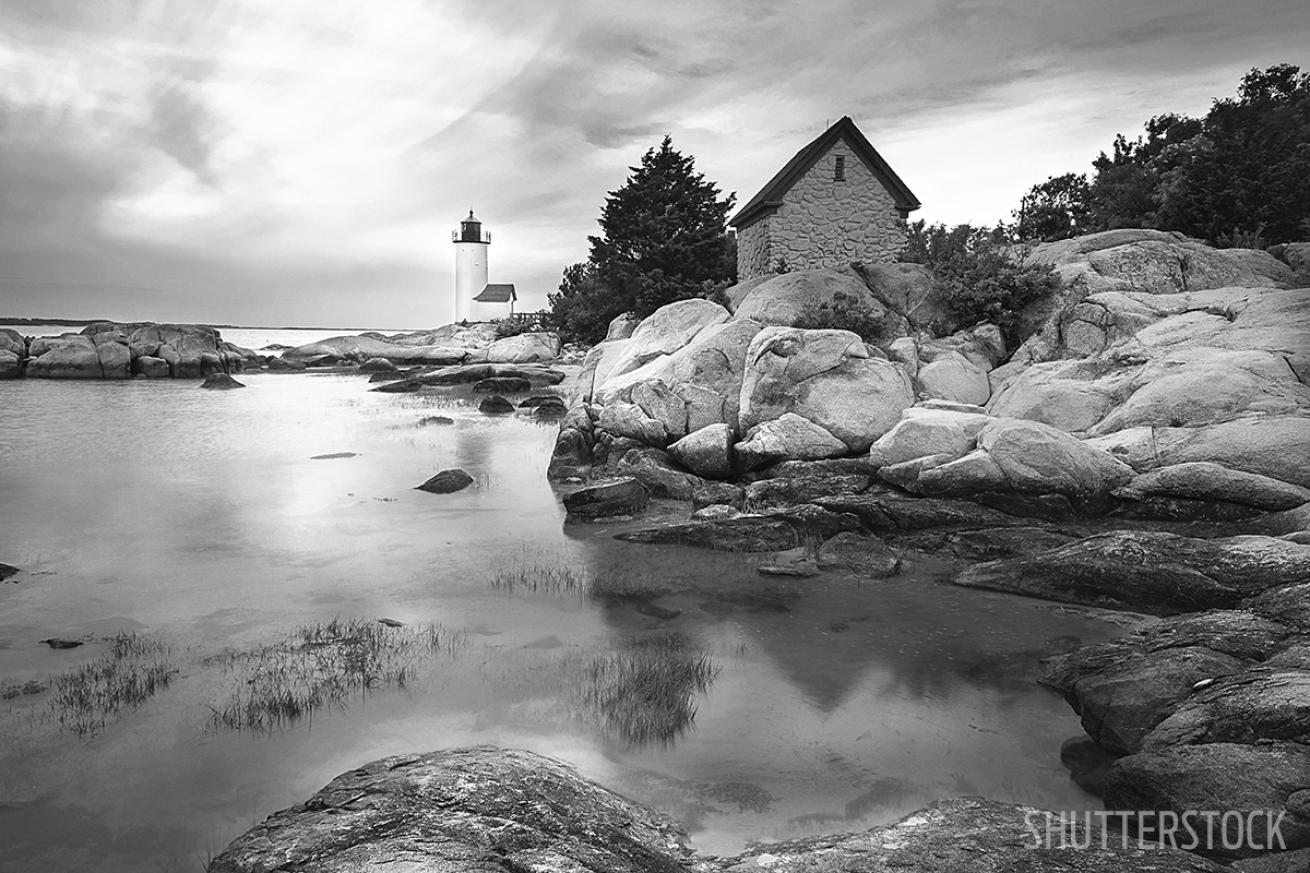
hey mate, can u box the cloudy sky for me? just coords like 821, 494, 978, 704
1, 0, 1306, 328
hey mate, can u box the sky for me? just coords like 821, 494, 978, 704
1, 0, 1307, 329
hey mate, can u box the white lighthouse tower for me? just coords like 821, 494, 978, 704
452, 210, 490, 324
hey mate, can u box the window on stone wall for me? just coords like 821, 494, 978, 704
834, 155, 845, 182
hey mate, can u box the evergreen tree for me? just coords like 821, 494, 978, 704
547, 136, 735, 344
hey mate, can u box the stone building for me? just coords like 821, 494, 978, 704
729, 116, 920, 280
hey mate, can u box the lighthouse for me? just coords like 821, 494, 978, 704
451, 210, 490, 324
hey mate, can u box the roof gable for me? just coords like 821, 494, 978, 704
729, 116, 921, 229
474, 283, 517, 303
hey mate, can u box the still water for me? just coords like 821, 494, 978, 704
0, 360, 1118, 872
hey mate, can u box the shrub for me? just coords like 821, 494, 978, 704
793, 291, 887, 342
902, 220, 1060, 348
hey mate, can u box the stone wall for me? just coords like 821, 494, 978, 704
738, 139, 907, 280
736, 218, 772, 279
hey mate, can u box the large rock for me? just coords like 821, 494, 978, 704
734, 413, 848, 470
605, 312, 640, 340
1118, 462, 1310, 511
599, 319, 764, 432
815, 532, 900, 577
1000, 285, 1310, 433
0, 328, 24, 357
1142, 668, 1310, 750
25, 335, 105, 379
731, 269, 890, 332
0, 349, 21, 379
598, 402, 670, 447
915, 418, 1133, 498
133, 355, 171, 378
814, 493, 1024, 535
919, 323, 1007, 370
211, 751, 1228, 873
1105, 742, 1310, 859
483, 332, 562, 363
613, 448, 703, 500
956, 530, 1310, 613
616, 516, 799, 551
739, 327, 913, 451
915, 350, 991, 405
745, 474, 870, 511
604, 298, 730, 380
284, 334, 468, 366
1018, 230, 1295, 355
867, 408, 982, 468
563, 478, 649, 519
854, 261, 959, 335
208, 747, 693, 873
668, 423, 734, 479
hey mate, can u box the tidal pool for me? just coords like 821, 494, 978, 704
0, 367, 1120, 872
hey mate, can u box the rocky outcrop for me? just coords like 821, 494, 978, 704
15, 322, 255, 380
209, 747, 1228, 873
1040, 583, 1310, 862
374, 363, 566, 393
481, 332, 563, 363
283, 328, 562, 366
956, 530, 1310, 613
1015, 229, 1295, 353
207, 747, 694, 873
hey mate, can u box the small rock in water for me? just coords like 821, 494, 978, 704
311, 452, 358, 460
532, 403, 567, 420
473, 377, 531, 394
376, 618, 405, 628
478, 395, 515, 414
635, 602, 682, 621
417, 415, 455, 427
199, 373, 245, 389
368, 370, 406, 383
416, 468, 475, 494
0, 563, 19, 582
40, 638, 83, 649
518, 394, 564, 409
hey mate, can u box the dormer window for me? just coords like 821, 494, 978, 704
834, 155, 846, 182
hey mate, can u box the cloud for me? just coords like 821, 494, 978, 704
1, 0, 1308, 324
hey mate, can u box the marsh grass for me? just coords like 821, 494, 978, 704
490, 562, 679, 602
203, 618, 465, 732
49, 632, 176, 736
569, 632, 720, 748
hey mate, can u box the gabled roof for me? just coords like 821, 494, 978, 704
474, 283, 516, 303
729, 116, 921, 230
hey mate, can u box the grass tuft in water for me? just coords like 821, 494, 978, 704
491, 562, 678, 602
571, 632, 719, 749
203, 618, 465, 733
49, 633, 176, 736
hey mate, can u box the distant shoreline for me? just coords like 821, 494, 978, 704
0, 317, 410, 332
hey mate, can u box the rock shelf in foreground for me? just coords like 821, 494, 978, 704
208, 746, 1227, 873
